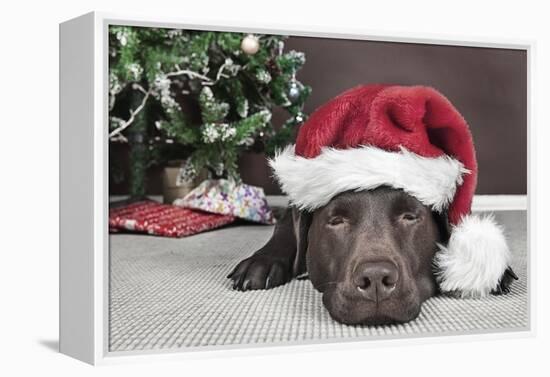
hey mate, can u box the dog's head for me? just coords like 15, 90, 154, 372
267, 86, 513, 322
301, 187, 449, 325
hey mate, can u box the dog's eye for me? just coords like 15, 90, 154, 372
328, 216, 346, 226
400, 213, 419, 222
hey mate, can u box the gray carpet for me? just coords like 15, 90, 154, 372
108, 210, 528, 352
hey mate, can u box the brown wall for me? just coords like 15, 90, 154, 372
111, 36, 527, 196
273, 36, 527, 195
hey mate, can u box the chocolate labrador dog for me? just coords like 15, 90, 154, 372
227, 187, 517, 325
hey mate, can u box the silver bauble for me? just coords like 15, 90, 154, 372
288, 81, 302, 104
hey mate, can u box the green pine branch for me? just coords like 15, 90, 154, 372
109, 26, 311, 186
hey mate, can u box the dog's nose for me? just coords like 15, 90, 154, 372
354, 261, 399, 301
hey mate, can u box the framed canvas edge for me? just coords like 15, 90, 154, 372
64, 11, 535, 365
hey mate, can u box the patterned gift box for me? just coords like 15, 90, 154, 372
109, 200, 236, 238
174, 179, 275, 224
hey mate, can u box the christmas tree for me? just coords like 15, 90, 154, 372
109, 26, 310, 197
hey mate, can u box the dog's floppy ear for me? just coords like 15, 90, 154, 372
291, 207, 312, 276
433, 210, 451, 244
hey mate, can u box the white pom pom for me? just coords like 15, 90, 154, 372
435, 214, 510, 298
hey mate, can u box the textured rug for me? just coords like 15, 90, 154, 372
109, 210, 528, 352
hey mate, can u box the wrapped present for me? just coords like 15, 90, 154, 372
109, 200, 236, 238
174, 179, 275, 224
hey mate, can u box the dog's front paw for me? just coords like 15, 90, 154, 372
491, 266, 519, 295
227, 254, 291, 291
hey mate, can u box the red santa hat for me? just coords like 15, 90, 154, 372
270, 84, 510, 298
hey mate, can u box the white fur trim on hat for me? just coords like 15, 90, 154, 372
269, 144, 469, 212
434, 214, 510, 297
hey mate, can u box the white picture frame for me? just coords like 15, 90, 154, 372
59, 11, 535, 365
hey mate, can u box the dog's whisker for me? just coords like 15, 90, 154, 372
315, 281, 340, 289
